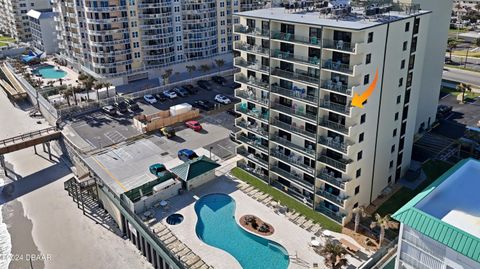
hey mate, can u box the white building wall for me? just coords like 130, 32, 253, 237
187, 170, 216, 190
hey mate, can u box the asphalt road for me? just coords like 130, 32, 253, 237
442, 67, 480, 86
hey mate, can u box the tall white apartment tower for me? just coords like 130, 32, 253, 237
0, 0, 52, 41
233, 2, 440, 225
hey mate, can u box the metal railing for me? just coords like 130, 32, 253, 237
271, 50, 321, 67
320, 80, 353, 96
237, 134, 268, 152
271, 119, 316, 140
318, 117, 350, 135
237, 148, 268, 167
270, 31, 321, 47
0, 127, 58, 146
234, 74, 269, 90
270, 166, 314, 189
234, 25, 269, 37
271, 151, 315, 174
236, 105, 269, 123
316, 205, 345, 223
317, 169, 348, 189
271, 102, 317, 122
322, 60, 354, 75
270, 85, 318, 104
316, 189, 348, 207
236, 121, 269, 137
270, 135, 315, 157
318, 136, 350, 153
234, 41, 269, 56
318, 154, 351, 172
319, 99, 351, 116
271, 68, 319, 85
322, 40, 357, 53
235, 90, 269, 106
234, 57, 270, 73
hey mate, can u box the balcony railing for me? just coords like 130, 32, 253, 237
237, 134, 268, 152
234, 25, 269, 37
319, 99, 351, 116
271, 50, 321, 67
236, 90, 269, 106
271, 102, 317, 123
238, 164, 269, 183
271, 166, 314, 189
318, 154, 352, 172
235, 74, 269, 90
271, 68, 319, 85
234, 58, 270, 73
270, 85, 318, 104
234, 41, 270, 56
271, 151, 315, 174
272, 181, 313, 206
316, 189, 348, 208
236, 105, 269, 123
271, 119, 316, 140
320, 80, 353, 96
271, 31, 321, 47
237, 148, 268, 167
318, 136, 351, 154
270, 135, 316, 157
322, 60, 354, 75
322, 40, 357, 53
317, 169, 348, 189
236, 120, 269, 137
316, 205, 345, 223
318, 117, 350, 135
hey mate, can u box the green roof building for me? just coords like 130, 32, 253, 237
392, 158, 480, 269
169, 156, 220, 191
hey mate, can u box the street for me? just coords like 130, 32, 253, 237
442, 67, 480, 86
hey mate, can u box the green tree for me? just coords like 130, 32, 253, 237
161, 68, 173, 85
186, 65, 196, 82
200, 64, 211, 74
214, 59, 225, 74
58, 85, 71, 106
447, 38, 458, 61
351, 206, 368, 233
78, 74, 96, 102
370, 214, 399, 247
320, 240, 347, 269
456, 83, 473, 103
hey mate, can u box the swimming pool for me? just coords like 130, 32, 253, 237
32, 65, 67, 79
195, 193, 289, 269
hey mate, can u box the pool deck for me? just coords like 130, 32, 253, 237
142, 174, 370, 269
28, 59, 79, 88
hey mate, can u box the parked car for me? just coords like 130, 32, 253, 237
212, 75, 227, 85
160, 126, 175, 138
155, 93, 167, 102
193, 100, 215, 111
173, 87, 189, 97
197, 80, 211, 90
163, 90, 178, 99
143, 94, 157, 104
185, 120, 203, 131
226, 108, 241, 118
214, 94, 231, 104
177, 149, 198, 162
114, 100, 128, 113
149, 163, 168, 177
125, 98, 140, 111
229, 131, 237, 142
182, 84, 198, 94
437, 104, 452, 119
102, 105, 117, 116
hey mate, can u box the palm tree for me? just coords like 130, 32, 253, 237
351, 206, 368, 233
161, 68, 173, 85
104, 82, 113, 97
214, 59, 225, 74
456, 83, 472, 103
66, 85, 78, 106
320, 240, 347, 269
186, 65, 196, 82
370, 214, 399, 247
94, 82, 104, 101
199, 64, 211, 74
59, 85, 71, 106
447, 38, 458, 61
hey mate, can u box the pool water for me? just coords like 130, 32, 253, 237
33, 65, 67, 79
195, 194, 289, 269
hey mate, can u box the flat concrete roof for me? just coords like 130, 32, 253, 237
235, 8, 430, 30
415, 159, 480, 239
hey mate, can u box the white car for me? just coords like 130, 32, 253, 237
214, 94, 231, 104
163, 90, 178, 99
143, 94, 157, 104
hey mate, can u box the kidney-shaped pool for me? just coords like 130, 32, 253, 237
194, 193, 289, 269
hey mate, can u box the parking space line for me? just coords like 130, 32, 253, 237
91, 156, 128, 192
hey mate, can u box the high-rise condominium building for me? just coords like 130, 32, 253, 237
27, 9, 59, 54
233, 1, 451, 225
52, 0, 268, 86
0, 0, 52, 41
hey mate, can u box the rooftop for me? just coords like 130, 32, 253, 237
26, 9, 55, 20
393, 159, 480, 263
169, 155, 220, 182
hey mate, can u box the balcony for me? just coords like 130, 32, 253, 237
270, 85, 318, 105
318, 136, 351, 154
318, 117, 351, 135
270, 135, 315, 158
237, 134, 268, 153
235, 90, 269, 107
238, 164, 269, 183
320, 80, 354, 96
271, 68, 319, 86
236, 104, 269, 123
317, 169, 349, 189
271, 150, 315, 175
322, 60, 354, 75
316, 189, 348, 208
234, 58, 270, 74
271, 166, 314, 190
318, 154, 352, 172
234, 41, 269, 56
236, 120, 269, 138
322, 40, 363, 54
271, 102, 317, 123
235, 74, 269, 91
237, 148, 268, 168
271, 49, 321, 67
316, 205, 345, 223
234, 25, 269, 38
319, 99, 351, 116
271, 31, 321, 48
271, 118, 316, 141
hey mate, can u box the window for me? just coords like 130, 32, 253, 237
388, 176, 392, 183
397, 95, 401, 104
357, 151, 363, 161
401, 60, 405, 69
389, 160, 394, 168
363, 74, 370, 85
403, 41, 408, 51
393, 129, 397, 137
360, 114, 366, 124
395, 112, 399, 121
359, 133, 364, 143
367, 32, 373, 43
398, 78, 403, 87
356, 169, 361, 178
391, 145, 395, 153
405, 22, 410, 32
355, 186, 360, 194
366, 53, 371, 64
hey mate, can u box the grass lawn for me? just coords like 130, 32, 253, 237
0, 36, 15, 42
0, 42, 7, 47
231, 167, 342, 232
440, 87, 480, 99
375, 160, 453, 216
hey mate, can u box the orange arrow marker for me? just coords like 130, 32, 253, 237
351, 69, 379, 108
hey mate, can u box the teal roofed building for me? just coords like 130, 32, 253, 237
169, 155, 220, 191
392, 158, 480, 269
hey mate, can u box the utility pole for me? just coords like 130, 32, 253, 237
464, 47, 470, 69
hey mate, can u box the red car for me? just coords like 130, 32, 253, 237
185, 120, 202, 131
